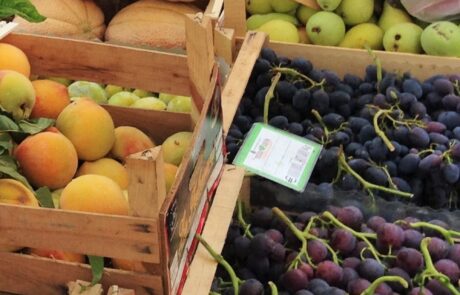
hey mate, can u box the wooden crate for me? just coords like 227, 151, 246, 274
0, 14, 225, 295
222, 31, 460, 133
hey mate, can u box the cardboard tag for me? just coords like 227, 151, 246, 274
233, 123, 322, 192
0, 22, 18, 40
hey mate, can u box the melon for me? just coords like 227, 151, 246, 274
105, 0, 201, 49
14, 0, 106, 41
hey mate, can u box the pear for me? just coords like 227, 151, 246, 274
0, 70, 36, 120
296, 5, 319, 25
336, 0, 373, 25
383, 23, 423, 53
421, 21, 460, 57
246, 13, 299, 30
316, 0, 342, 11
269, 0, 299, 13
339, 23, 384, 50
256, 19, 300, 43
246, 0, 272, 14
378, 1, 412, 32
306, 11, 345, 46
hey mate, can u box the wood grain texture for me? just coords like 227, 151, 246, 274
222, 32, 267, 134
182, 165, 244, 295
223, 0, 246, 37
0, 204, 160, 263
204, 0, 224, 19
3, 33, 192, 96
0, 253, 163, 295
214, 27, 235, 66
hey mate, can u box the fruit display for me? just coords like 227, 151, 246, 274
204, 202, 460, 294
226, 46, 460, 210
0, 43, 192, 267
241, 0, 460, 57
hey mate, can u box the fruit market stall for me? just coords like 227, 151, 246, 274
0, 11, 229, 295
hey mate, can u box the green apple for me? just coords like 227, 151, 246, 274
108, 91, 139, 107
167, 96, 192, 113
0, 70, 36, 120
68, 81, 108, 104
133, 89, 154, 98
131, 97, 167, 111
159, 93, 178, 104
105, 84, 124, 98
51, 188, 64, 209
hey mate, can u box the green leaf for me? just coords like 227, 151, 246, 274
88, 256, 104, 286
0, 155, 33, 190
0, 0, 46, 23
18, 118, 55, 135
0, 132, 13, 155
0, 115, 19, 132
35, 187, 54, 208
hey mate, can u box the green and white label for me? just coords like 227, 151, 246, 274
233, 123, 322, 192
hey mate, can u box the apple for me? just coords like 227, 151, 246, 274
133, 89, 154, 98
0, 70, 36, 120
167, 96, 192, 113
131, 97, 166, 111
108, 91, 139, 107
105, 84, 124, 98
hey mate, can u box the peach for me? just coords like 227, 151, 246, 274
28, 248, 86, 263
56, 98, 115, 161
30, 79, 71, 119
111, 126, 156, 161
60, 174, 129, 215
0, 70, 35, 120
15, 131, 78, 189
0, 43, 31, 77
77, 158, 129, 190
164, 163, 178, 193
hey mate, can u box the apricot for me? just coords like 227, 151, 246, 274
111, 126, 155, 161
28, 248, 86, 263
162, 131, 193, 165
0, 70, 35, 120
77, 158, 129, 190
15, 131, 78, 189
60, 174, 129, 215
30, 79, 71, 119
0, 43, 31, 77
56, 98, 115, 161
112, 258, 147, 273
164, 163, 178, 193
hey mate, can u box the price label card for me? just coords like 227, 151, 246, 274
233, 123, 322, 192
0, 22, 18, 40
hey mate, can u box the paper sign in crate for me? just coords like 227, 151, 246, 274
0, 15, 224, 295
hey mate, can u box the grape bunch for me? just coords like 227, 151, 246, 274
203, 204, 460, 295
226, 47, 460, 209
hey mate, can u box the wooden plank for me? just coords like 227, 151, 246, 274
214, 27, 235, 66
3, 33, 192, 96
103, 105, 194, 144
223, 0, 247, 37
0, 204, 160, 263
0, 253, 163, 295
222, 32, 267, 134
205, 0, 224, 20
126, 147, 166, 219
182, 165, 245, 295
185, 14, 215, 105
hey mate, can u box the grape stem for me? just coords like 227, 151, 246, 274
337, 148, 414, 199
271, 67, 324, 89
365, 46, 383, 89
268, 281, 278, 295
195, 234, 241, 295
404, 221, 460, 245
373, 109, 396, 152
360, 276, 408, 295
417, 237, 460, 295
237, 200, 254, 239
263, 72, 282, 125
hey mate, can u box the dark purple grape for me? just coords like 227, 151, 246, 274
234, 236, 251, 260
377, 223, 405, 250
253, 58, 271, 75
438, 111, 460, 130
418, 154, 442, 172
270, 242, 286, 262
429, 132, 449, 145
399, 153, 421, 175
249, 233, 275, 257
341, 267, 359, 289
387, 267, 411, 293
375, 282, 393, 295
367, 137, 389, 162
254, 86, 269, 107
433, 78, 454, 95
442, 163, 460, 184
268, 115, 289, 130
323, 70, 341, 87
247, 255, 269, 279
296, 212, 317, 224
288, 122, 304, 136
358, 125, 376, 144
336, 206, 363, 231
282, 268, 309, 293
316, 261, 343, 286
291, 58, 313, 75
428, 237, 449, 262
394, 126, 410, 145
404, 229, 423, 249
323, 113, 345, 129
426, 279, 452, 295
453, 126, 460, 140
307, 279, 330, 294
292, 89, 310, 112
358, 259, 385, 282
426, 121, 447, 133
265, 229, 284, 244
256, 72, 272, 88
367, 216, 386, 232
239, 279, 264, 295
260, 48, 278, 64
392, 177, 412, 193
237, 267, 256, 280
330, 91, 351, 106
307, 239, 328, 264
235, 115, 253, 133
396, 248, 424, 276
281, 105, 302, 122
251, 207, 273, 228
332, 131, 351, 146
442, 94, 460, 110
311, 90, 330, 115
348, 278, 371, 295
276, 81, 297, 103
294, 290, 314, 295
343, 257, 361, 269
348, 158, 370, 173
410, 101, 427, 117
340, 173, 361, 190
364, 166, 388, 186
268, 263, 284, 281
399, 92, 417, 109
298, 262, 314, 279
408, 287, 433, 295
344, 73, 362, 89
435, 259, 460, 283
448, 244, 460, 267
403, 79, 423, 99
409, 127, 430, 148
424, 220, 449, 238
331, 229, 357, 255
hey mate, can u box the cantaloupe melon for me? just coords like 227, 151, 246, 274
14, 0, 106, 41
105, 0, 201, 49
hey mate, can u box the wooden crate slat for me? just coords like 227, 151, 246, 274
3, 33, 192, 96
0, 253, 162, 295
0, 204, 160, 263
